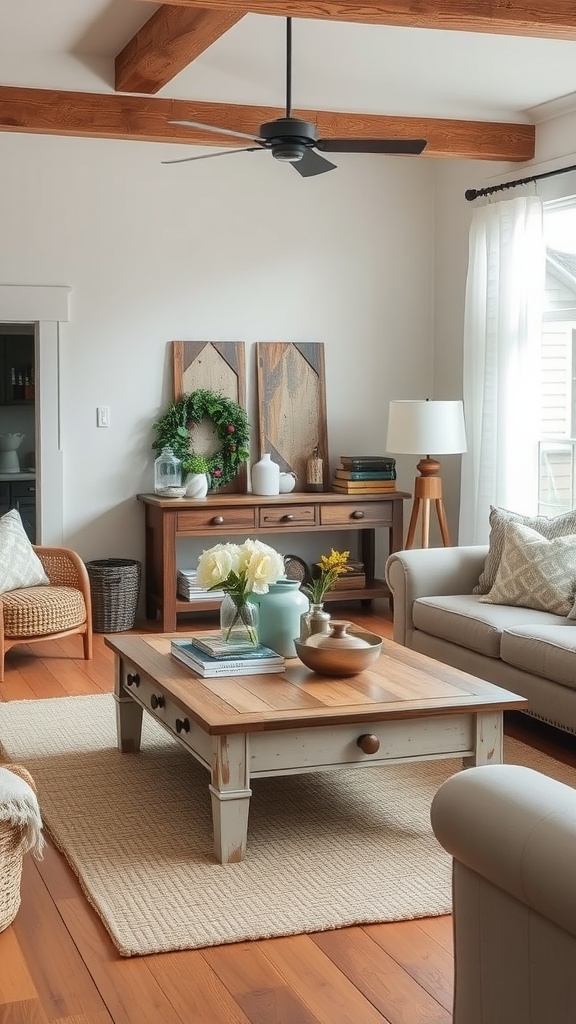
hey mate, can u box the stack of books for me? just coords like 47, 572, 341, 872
331, 456, 397, 495
177, 569, 225, 602
170, 635, 286, 677
332, 558, 366, 590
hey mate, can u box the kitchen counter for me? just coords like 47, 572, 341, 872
0, 473, 35, 481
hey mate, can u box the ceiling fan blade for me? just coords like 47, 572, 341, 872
292, 148, 337, 177
169, 120, 264, 144
316, 139, 427, 155
162, 147, 263, 165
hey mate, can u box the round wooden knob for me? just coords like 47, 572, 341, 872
176, 717, 190, 734
212, 515, 224, 525
150, 693, 165, 710
126, 672, 140, 688
282, 514, 294, 521
357, 733, 380, 754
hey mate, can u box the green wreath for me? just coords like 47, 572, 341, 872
152, 389, 250, 489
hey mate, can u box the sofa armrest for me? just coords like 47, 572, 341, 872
385, 545, 488, 646
431, 764, 576, 940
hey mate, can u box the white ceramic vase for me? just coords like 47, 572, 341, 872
251, 453, 280, 495
184, 472, 209, 498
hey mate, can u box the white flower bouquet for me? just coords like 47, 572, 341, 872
197, 539, 286, 643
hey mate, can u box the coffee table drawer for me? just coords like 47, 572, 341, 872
249, 715, 475, 774
121, 664, 211, 765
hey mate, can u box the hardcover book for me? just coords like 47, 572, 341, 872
335, 469, 397, 481
187, 632, 271, 658
340, 457, 396, 469
171, 638, 285, 677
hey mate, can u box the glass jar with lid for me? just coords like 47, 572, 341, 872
154, 446, 182, 494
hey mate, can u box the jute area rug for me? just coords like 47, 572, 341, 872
0, 694, 574, 958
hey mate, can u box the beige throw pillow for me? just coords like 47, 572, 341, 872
0, 509, 49, 594
474, 505, 576, 595
479, 521, 576, 615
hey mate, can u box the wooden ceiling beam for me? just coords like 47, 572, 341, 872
140, 0, 576, 41
116, 7, 246, 94
0, 86, 535, 162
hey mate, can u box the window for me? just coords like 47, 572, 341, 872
538, 198, 576, 514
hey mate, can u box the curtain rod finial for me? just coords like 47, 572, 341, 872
465, 189, 478, 202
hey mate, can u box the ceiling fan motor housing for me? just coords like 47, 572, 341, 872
260, 118, 318, 162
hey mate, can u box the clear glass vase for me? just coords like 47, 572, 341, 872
299, 603, 331, 642
220, 593, 259, 646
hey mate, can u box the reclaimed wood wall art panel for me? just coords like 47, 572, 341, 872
172, 340, 247, 493
256, 342, 330, 491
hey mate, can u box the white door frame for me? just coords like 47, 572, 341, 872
0, 285, 70, 545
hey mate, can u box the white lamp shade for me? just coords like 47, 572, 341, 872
386, 400, 467, 456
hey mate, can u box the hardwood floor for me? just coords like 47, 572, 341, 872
0, 606, 573, 1024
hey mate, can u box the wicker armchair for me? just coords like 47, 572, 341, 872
0, 546, 93, 682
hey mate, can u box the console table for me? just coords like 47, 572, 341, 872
137, 491, 410, 632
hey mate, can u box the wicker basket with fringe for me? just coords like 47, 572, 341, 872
0, 765, 36, 932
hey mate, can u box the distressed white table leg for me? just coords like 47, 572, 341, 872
209, 733, 252, 863
114, 693, 144, 752
464, 711, 503, 767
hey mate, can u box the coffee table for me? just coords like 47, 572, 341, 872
106, 633, 527, 863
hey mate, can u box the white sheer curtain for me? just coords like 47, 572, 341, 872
458, 195, 546, 544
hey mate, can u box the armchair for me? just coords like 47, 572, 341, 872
431, 763, 576, 1024
0, 545, 93, 682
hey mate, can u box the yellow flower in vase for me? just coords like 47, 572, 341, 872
302, 549, 351, 605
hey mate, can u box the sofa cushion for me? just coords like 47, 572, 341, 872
479, 522, 576, 616
474, 506, 576, 595
501, 624, 576, 692
413, 595, 566, 658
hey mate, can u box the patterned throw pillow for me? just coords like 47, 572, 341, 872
0, 509, 49, 594
473, 505, 576, 595
479, 521, 576, 615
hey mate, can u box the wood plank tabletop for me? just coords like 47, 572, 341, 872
105, 633, 527, 735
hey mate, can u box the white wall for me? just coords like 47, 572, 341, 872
0, 131, 435, 574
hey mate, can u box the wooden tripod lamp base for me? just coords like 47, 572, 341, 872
405, 458, 451, 549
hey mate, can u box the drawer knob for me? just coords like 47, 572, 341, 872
357, 733, 380, 754
351, 510, 365, 520
150, 693, 165, 710
176, 717, 190, 734
282, 513, 294, 521
212, 515, 224, 525
126, 672, 140, 688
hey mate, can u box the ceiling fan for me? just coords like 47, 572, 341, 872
163, 18, 427, 177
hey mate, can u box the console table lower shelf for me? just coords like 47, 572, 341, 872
137, 490, 410, 632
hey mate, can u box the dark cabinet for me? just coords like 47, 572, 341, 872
0, 334, 35, 406
0, 481, 36, 541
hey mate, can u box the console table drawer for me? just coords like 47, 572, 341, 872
320, 502, 392, 527
177, 507, 256, 532
258, 505, 317, 528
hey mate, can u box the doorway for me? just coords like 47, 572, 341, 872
0, 285, 69, 545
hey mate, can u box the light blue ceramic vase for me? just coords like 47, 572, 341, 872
249, 580, 309, 658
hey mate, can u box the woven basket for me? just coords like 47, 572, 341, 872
85, 558, 141, 633
0, 765, 36, 933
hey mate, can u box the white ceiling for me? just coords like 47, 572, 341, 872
1, 0, 576, 125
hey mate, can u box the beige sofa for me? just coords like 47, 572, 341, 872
386, 545, 576, 735
431, 763, 576, 1024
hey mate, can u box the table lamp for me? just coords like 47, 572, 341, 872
386, 399, 467, 548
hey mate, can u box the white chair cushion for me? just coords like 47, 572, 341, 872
0, 509, 48, 595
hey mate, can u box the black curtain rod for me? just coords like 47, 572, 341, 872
465, 161, 576, 202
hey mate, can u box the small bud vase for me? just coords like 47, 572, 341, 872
299, 603, 331, 642
220, 593, 259, 646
